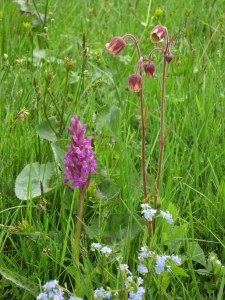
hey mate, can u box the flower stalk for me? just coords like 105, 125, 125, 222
104, 24, 174, 239
63, 115, 97, 294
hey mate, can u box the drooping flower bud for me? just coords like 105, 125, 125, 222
128, 74, 142, 92
164, 52, 174, 63
150, 25, 167, 43
143, 61, 155, 77
105, 37, 126, 56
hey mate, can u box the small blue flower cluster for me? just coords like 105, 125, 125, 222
140, 204, 173, 224
118, 263, 132, 274
160, 210, 173, 224
91, 243, 112, 255
129, 286, 145, 300
37, 280, 63, 300
94, 263, 146, 299
137, 245, 181, 275
140, 204, 156, 221
94, 286, 111, 299
36, 280, 82, 300
156, 254, 181, 274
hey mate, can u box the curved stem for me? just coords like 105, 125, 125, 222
122, 34, 141, 59
148, 47, 164, 60
122, 34, 147, 198
153, 58, 167, 232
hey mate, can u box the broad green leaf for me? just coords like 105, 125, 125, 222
145, 172, 154, 190
86, 218, 99, 239
96, 179, 120, 202
51, 140, 68, 170
96, 105, 120, 138
160, 271, 170, 292
187, 241, 207, 268
15, 162, 62, 200
88, 214, 143, 243
0, 266, 39, 296
38, 116, 60, 142
104, 213, 142, 243
169, 224, 188, 252
171, 265, 189, 277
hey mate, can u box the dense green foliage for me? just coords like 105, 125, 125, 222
0, 0, 225, 299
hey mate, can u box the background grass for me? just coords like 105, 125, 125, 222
0, 0, 225, 299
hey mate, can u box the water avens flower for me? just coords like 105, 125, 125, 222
128, 74, 142, 92
143, 60, 155, 77
64, 114, 97, 189
105, 36, 126, 56
150, 25, 167, 43
164, 52, 174, 63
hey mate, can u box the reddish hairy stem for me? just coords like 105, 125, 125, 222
122, 34, 141, 60
153, 57, 167, 233
122, 33, 147, 198
139, 84, 147, 199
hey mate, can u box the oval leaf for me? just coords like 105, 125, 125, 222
0, 266, 39, 296
15, 162, 62, 200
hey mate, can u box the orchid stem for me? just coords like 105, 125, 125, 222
72, 189, 85, 295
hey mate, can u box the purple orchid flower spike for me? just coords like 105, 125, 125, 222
64, 114, 97, 191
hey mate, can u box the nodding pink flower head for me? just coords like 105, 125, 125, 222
128, 74, 142, 92
164, 52, 174, 63
105, 36, 126, 56
150, 25, 167, 43
143, 60, 155, 77
64, 114, 97, 189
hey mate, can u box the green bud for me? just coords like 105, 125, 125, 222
64, 57, 76, 71
155, 8, 163, 18
44, 70, 53, 81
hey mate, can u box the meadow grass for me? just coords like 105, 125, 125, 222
0, 0, 225, 299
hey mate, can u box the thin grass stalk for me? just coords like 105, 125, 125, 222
60, 69, 69, 134
43, 79, 58, 135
